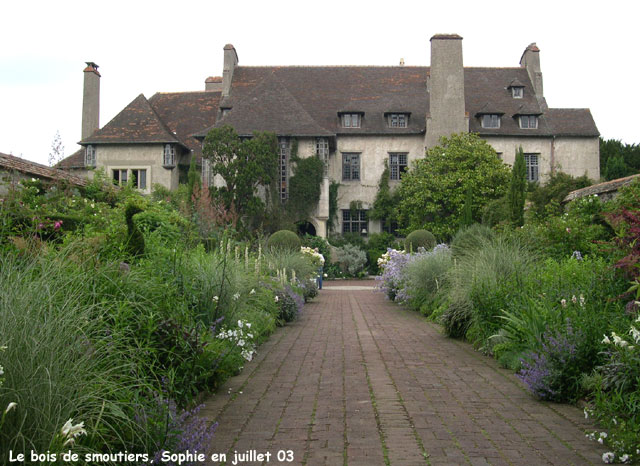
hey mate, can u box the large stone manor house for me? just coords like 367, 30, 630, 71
59, 34, 599, 238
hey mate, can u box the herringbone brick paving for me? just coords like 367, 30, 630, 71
202, 280, 605, 465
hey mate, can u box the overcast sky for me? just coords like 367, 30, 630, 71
2, 0, 639, 166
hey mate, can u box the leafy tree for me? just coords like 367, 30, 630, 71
508, 147, 527, 226
604, 155, 629, 181
202, 125, 278, 225
528, 172, 592, 219
396, 133, 510, 240
460, 185, 473, 228
600, 138, 640, 180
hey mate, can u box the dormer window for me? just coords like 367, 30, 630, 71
388, 113, 408, 128
481, 114, 501, 129
84, 145, 96, 167
221, 107, 231, 117
163, 144, 176, 167
341, 113, 361, 128
519, 115, 538, 129
512, 87, 524, 98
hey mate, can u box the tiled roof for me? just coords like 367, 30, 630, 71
80, 94, 183, 146
564, 174, 639, 202
1, 152, 88, 186
197, 66, 429, 137
193, 66, 596, 139
57, 147, 85, 169
148, 91, 221, 163
545, 108, 600, 137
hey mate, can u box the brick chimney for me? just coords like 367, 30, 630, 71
520, 43, 545, 107
221, 44, 238, 97
82, 62, 100, 140
205, 76, 223, 92
426, 34, 468, 148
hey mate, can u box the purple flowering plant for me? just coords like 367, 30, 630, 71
518, 321, 585, 402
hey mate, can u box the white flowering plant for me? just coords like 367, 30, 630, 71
585, 315, 640, 463
300, 246, 325, 267
216, 320, 256, 362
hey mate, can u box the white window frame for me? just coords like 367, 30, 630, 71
341, 113, 361, 128
315, 137, 329, 176
388, 113, 408, 128
481, 114, 501, 129
512, 87, 524, 98
110, 167, 151, 193
524, 153, 539, 182
85, 145, 96, 167
163, 144, 176, 167
519, 115, 538, 129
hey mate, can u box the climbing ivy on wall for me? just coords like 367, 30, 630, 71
328, 181, 340, 234
287, 150, 324, 223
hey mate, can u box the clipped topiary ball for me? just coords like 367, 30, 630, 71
267, 230, 302, 251
404, 229, 436, 252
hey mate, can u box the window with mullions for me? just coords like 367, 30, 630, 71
112, 169, 127, 185
388, 113, 408, 128
389, 153, 407, 180
163, 144, 175, 167
341, 113, 361, 128
278, 139, 289, 201
342, 153, 360, 181
85, 145, 96, 167
519, 115, 538, 129
131, 169, 147, 190
524, 153, 539, 182
481, 114, 501, 129
512, 87, 524, 98
342, 209, 368, 235
382, 218, 399, 236
316, 137, 329, 175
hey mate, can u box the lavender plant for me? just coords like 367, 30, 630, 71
518, 322, 583, 402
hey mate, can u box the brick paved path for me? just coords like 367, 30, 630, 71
202, 280, 605, 465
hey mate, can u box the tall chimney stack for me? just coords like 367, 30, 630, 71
221, 44, 238, 98
520, 43, 545, 108
82, 62, 100, 140
425, 34, 468, 148
205, 76, 223, 92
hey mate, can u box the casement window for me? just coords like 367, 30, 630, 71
341, 113, 361, 128
389, 153, 407, 180
342, 153, 360, 181
512, 87, 524, 98
131, 169, 147, 190
382, 218, 399, 236
342, 209, 368, 235
112, 169, 127, 185
316, 137, 329, 175
112, 168, 147, 190
524, 153, 539, 182
481, 114, 501, 129
519, 115, 538, 129
278, 138, 289, 201
388, 113, 408, 128
85, 145, 96, 167
163, 144, 176, 167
